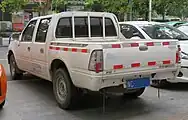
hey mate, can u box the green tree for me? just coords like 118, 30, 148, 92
0, 0, 29, 13
166, 0, 188, 19
152, 0, 174, 20
0, 0, 53, 15
97, 0, 128, 13
52, 0, 66, 12
37, 0, 52, 15
132, 0, 149, 20
133, 0, 186, 20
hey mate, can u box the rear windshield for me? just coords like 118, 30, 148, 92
56, 17, 117, 38
139, 24, 188, 40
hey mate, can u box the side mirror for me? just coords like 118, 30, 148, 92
12, 33, 21, 41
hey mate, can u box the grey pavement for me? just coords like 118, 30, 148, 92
1, 46, 188, 120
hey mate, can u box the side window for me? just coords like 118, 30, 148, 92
120, 24, 144, 39
105, 18, 117, 36
35, 18, 51, 43
130, 25, 145, 39
56, 17, 72, 38
74, 17, 88, 37
21, 20, 37, 42
90, 17, 103, 37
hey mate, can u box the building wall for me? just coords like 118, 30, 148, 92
0, 11, 12, 21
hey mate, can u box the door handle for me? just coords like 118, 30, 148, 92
27, 47, 30, 51
40, 48, 44, 53
17, 41, 20, 47
139, 45, 148, 51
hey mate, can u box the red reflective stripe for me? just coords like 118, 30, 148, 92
131, 63, 140, 67
148, 61, 156, 66
56, 47, 60, 50
49, 46, 89, 53
163, 42, 170, 46
72, 48, 77, 52
163, 60, 171, 64
49, 46, 60, 50
63, 48, 68, 51
130, 43, 139, 47
81, 49, 88, 53
49, 46, 53, 49
113, 65, 123, 69
146, 42, 154, 46
112, 44, 121, 48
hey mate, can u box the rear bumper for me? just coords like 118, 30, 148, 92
72, 67, 178, 91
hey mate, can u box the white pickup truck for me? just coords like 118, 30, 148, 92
7, 12, 180, 110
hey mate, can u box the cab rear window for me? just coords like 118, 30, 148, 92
105, 18, 117, 36
56, 17, 117, 38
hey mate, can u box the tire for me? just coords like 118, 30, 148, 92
123, 87, 145, 98
151, 79, 169, 88
52, 68, 79, 110
9, 54, 23, 80
0, 100, 5, 109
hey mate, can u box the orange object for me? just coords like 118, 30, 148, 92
0, 64, 7, 108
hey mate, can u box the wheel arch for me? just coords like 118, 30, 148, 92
50, 59, 73, 83
7, 50, 14, 64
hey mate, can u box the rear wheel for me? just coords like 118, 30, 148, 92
151, 79, 169, 88
0, 100, 5, 109
9, 54, 23, 80
123, 88, 145, 98
53, 68, 79, 110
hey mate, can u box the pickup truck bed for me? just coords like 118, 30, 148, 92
49, 39, 180, 91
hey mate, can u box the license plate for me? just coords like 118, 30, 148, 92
126, 77, 150, 89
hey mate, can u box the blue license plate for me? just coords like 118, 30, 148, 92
127, 77, 150, 89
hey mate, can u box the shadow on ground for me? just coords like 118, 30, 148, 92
159, 83, 188, 91
15, 78, 165, 120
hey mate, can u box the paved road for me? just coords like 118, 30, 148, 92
0, 38, 9, 47
1, 47, 188, 120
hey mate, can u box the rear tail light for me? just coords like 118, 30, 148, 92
176, 45, 181, 63
88, 50, 103, 73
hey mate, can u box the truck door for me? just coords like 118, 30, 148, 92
15, 20, 37, 71
30, 17, 52, 79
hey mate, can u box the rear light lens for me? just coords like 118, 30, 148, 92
176, 45, 181, 63
88, 50, 103, 73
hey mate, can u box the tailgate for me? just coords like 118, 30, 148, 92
103, 39, 178, 73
